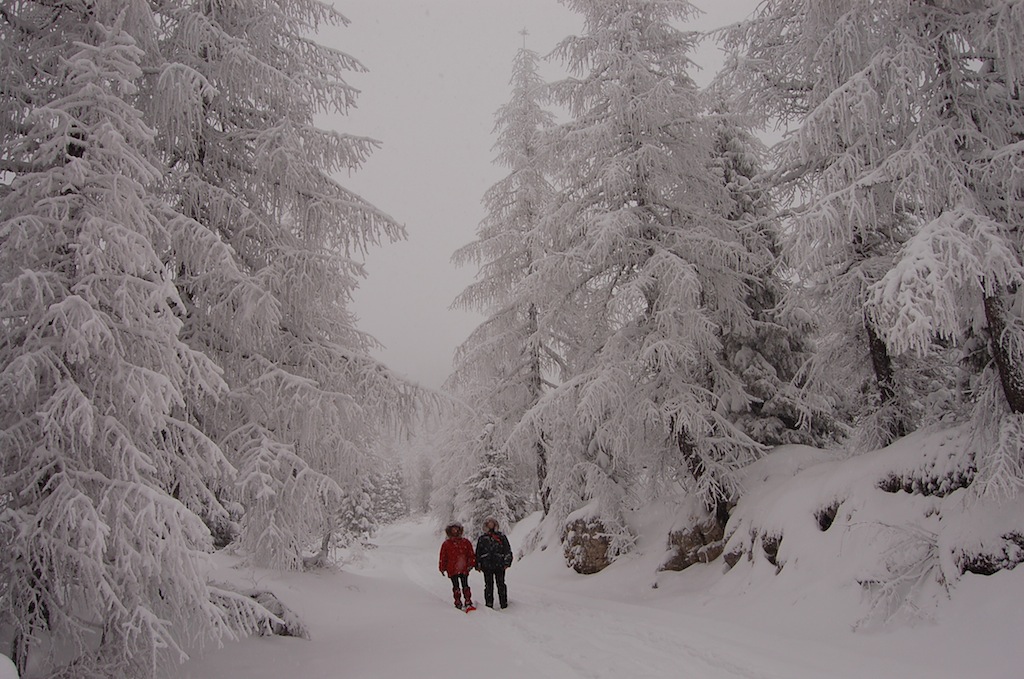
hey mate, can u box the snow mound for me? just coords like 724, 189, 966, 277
719, 427, 1024, 626
0, 655, 16, 679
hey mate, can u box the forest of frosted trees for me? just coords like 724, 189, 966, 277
1, 0, 1023, 677
445, 0, 1024, 591
0, 0, 424, 675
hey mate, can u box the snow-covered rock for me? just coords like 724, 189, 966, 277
0, 654, 18, 679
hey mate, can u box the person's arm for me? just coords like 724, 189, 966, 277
503, 535, 513, 568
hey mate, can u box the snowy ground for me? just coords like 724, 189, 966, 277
166, 513, 1024, 679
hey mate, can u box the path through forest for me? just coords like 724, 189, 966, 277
168, 517, 999, 679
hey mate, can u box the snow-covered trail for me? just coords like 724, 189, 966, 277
386, 522, 779, 679
167, 517, 946, 679
370, 519, 923, 679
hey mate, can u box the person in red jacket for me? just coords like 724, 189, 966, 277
438, 522, 476, 609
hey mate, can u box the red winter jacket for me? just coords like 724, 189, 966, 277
439, 536, 476, 576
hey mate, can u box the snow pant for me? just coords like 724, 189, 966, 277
482, 568, 507, 608
449, 573, 472, 607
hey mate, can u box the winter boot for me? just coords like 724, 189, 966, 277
453, 589, 463, 609
462, 587, 473, 608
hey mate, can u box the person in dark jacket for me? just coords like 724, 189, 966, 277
439, 522, 476, 609
474, 517, 513, 609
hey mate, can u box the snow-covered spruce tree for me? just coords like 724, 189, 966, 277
424, 415, 466, 522
708, 100, 843, 448
146, 0, 415, 568
335, 479, 376, 546
410, 453, 434, 514
402, 431, 436, 515
879, 1, 1024, 497
718, 1, 982, 451
0, 4, 266, 676
450, 42, 560, 515
460, 422, 528, 532
371, 465, 409, 525
521, 0, 768, 558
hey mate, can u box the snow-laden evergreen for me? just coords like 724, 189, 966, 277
371, 465, 410, 525
449, 43, 560, 516
719, 1, 1024, 471
708, 101, 842, 449
459, 422, 528, 532
718, 1, 944, 451
0, 1, 418, 675
147, 0, 417, 570
0, 5, 267, 676
513, 0, 789, 555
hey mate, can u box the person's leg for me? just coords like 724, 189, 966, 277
459, 573, 473, 607
495, 569, 508, 608
483, 570, 495, 607
449, 575, 463, 608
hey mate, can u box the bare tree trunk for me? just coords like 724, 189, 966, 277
984, 285, 1024, 414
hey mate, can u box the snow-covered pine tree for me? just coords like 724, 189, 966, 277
519, 0, 765, 554
146, 0, 417, 568
426, 417, 465, 523
460, 422, 528, 531
709, 100, 843, 449
336, 480, 377, 545
372, 465, 409, 525
0, 4, 266, 675
450, 41, 560, 515
404, 437, 436, 515
718, 1, 928, 450
720, 1, 1023, 470
871, 1, 1024, 495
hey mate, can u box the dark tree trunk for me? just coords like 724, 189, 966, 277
866, 320, 897, 403
984, 286, 1024, 414
674, 425, 731, 531
536, 440, 551, 515
12, 633, 27, 677
527, 302, 551, 514
865, 318, 910, 441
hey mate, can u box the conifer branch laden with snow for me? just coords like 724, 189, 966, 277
448, 43, 561, 518
1, 0, 417, 675
513, 0, 822, 564
0, 4, 257, 675
146, 0, 421, 570
459, 422, 528, 531
720, 1, 1024, 491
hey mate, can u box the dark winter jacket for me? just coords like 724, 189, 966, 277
475, 530, 513, 572
439, 537, 476, 576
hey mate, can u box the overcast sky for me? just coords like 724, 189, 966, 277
324, 1, 759, 389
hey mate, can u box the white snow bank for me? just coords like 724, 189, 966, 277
0, 654, 17, 679
166, 428, 1024, 679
